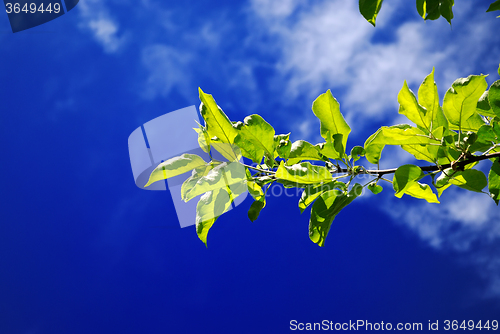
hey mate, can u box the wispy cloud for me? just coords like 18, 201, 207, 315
78, 0, 127, 53
383, 185, 500, 296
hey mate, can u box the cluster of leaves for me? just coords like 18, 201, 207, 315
145, 65, 500, 247
359, 0, 500, 26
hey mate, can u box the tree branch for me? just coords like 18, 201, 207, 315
338, 151, 500, 177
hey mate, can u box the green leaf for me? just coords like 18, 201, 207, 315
195, 183, 246, 246
435, 168, 454, 197
416, 0, 426, 18
233, 114, 275, 163
248, 200, 266, 222
443, 75, 488, 131
199, 88, 238, 144
276, 161, 332, 185
367, 182, 383, 194
399, 182, 440, 203
210, 141, 242, 162
476, 91, 496, 117
449, 169, 488, 192
194, 124, 211, 153
498, 63, 500, 76
299, 181, 346, 213
350, 146, 366, 162
359, 0, 384, 26
309, 184, 362, 247
494, 121, 500, 138
393, 164, 424, 196
401, 144, 436, 163
145, 154, 207, 187
489, 158, 500, 205
418, 68, 449, 131
181, 162, 246, 202
487, 0, 500, 13
287, 140, 323, 165
451, 112, 485, 132
317, 133, 345, 160
246, 170, 264, 198
274, 133, 291, 159
489, 80, 500, 118
477, 124, 498, 143
417, 0, 442, 20
398, 80, 429, 131
364, 125, 437, 164
312, 89, 351, 151
439, 0, 454, 24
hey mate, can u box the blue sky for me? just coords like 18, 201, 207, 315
1, 1, 500, 333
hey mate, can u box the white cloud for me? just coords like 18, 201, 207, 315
383, 187, 500, 296
247, 0, 499, 141
78, 0, 127, 53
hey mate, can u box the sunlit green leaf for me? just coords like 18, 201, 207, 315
194, 124, 211, 154
401, 144, 436, 163
246, 168, 265, 200
233, 114, 275, 163
449, 169, 488, 192
309, 184, 362, 247
312, 90, 351, 151
364, 125, 437, 164
489, 80, 500, 118
443, 75, 488, 131
435, 168, 455, 197
276, 161, 332, 185
299, 181, 345, 213
489, 158, 500, 205
287, 140, 323, 165
317, 133, 344, 160
398, 80, 428, 131
393, 164, 424, 196
145, 154, 207, 187
182, 162, 246, 202
210, 141, 242, 162
399, 182, 440, 203
199, 88, 238, 144
418, 68, 449, 131
274, 133, 291, 159
359, 0, 384, 26
449, 112, 486, 132
195, 183, 246, 246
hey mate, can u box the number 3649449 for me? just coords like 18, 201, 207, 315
5, 3, 61, 14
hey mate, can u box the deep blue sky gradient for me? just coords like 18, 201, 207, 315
1, 1, 500, 333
